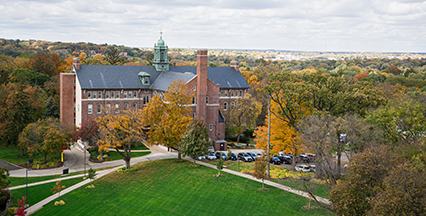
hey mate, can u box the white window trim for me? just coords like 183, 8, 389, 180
88, 104, 93, 114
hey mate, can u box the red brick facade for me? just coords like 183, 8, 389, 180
59, 73, 75, 127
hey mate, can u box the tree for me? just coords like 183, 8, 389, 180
252, 154, 268, 190
179, 120, 210, 166
216, 157, 224, 176
329, 145, 403, 215
51, 180, 65, 201
72, 119, 102, 159
18, 117, 73, 163
9, 69, 50, 87
96, 109, 145, 169
143, 80, 193, 160
225, 93, 262, 144
367, 163, 426, 216
24, 53, 66, 76
104, 47, 124, 65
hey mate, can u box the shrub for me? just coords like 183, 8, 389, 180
117, 166, 139, 173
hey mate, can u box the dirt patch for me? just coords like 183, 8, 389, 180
257, 188, 270, 191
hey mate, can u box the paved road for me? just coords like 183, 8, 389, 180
0, 159, 22, 171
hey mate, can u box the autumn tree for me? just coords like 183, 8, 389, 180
179, 120, 210, 166
72, 119, 103, 159
18, 117, 73, 163
142, 79, 193, 160
24, 53, 66, 76
330, 145, 403, 215
252, 154, 268, 191
96, 109, 145, 169
225, 93, 261, 143
104, 47, 124, 65
9, 69, 50, 87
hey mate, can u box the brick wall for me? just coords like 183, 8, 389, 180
60, 73, 75, 127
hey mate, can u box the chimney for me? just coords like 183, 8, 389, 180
230, 61, 239, 71
73, 58, 80, 70
196, 49, 208, 121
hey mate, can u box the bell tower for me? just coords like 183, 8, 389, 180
153, 31, 169, 72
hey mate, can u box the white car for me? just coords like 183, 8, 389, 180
196, 155, 206, 160
207, 153, 217, 160
295, 165, 311, 172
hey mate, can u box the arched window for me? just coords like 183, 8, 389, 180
231, 101, 235, 110
223, 102, 228, 111
115, 104, 120, 113
124, 103, 128, 110
132, 103, 137, 109
192, 97, 196, 104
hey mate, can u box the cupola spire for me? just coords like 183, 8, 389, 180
153, 31, 169, 72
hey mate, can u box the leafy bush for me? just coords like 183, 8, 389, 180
117, 166, 139, 173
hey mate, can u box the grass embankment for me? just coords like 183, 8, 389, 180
10, 178, 83, 207
0, 143, 61, 168
33, 159, 332, 216
205, 160, 330, 199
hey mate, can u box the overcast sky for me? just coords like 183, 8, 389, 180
1, 0, 425, 52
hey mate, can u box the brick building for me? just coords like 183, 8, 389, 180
60, 37, 249, 151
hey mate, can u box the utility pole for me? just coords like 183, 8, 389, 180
267, 100, 271, 177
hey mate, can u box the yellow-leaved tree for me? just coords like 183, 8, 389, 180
142, 79, 193, 160
96, 109, 145, 169
254, 99, 305, 157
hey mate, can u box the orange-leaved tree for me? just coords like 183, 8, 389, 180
142, 79, 193, 160
96, 109, 145, 169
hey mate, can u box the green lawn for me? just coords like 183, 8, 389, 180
10, 177, 83, 207
33, 159, 333, 216
206, 160, 329, 199
0, 142, 61, 167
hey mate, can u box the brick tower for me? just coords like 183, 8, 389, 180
196, 50, 208, 121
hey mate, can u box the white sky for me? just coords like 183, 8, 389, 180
1, 0, 425, 52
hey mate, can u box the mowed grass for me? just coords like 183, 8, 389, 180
206, 160, 330, 199
0, 141, 61, 166
10, 178, 84, 207
33, 159, 333, 216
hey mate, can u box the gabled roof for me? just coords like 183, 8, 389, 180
76, 65, 249, 91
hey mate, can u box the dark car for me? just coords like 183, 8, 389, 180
299, 155, 310, 163
238, 153, 253, 162
281, 156, 292, 164
307, 153, 316, 162
270, 157, 281, 165
215, 152, 229, 160
230, 153, 237, 161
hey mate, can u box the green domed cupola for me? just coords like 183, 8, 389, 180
153, 31, 169, 72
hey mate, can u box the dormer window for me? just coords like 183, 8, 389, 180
138, 72, 151, 86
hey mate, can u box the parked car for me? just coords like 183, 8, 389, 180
281, 156, 292, 164
196, 155, 206, 160
299, 154, 310, 163
230, 153, 238, 161
238, 153, 253, 162
306, 153, 316, 162
208, 146, 215, 153
215, 152, 229, 160
309, 165, 316, 172
207, 153, 217, 160
295, 165, 311, 172
270, 157, 281, 165
248, 152, 258, 161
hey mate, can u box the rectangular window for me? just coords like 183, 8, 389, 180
124, 91, 127, 98
209, 124, 213, 131
87, 91, 92, 99
192, 97, 196, 104
97, 104, 102, 113
144, 89, 149, 93
220, 90, 223, 97
224, 90, 228, 97
206, 96, 209, 104
115, 104, 120, 113
193, 85, 196, 91
98, 91, 102, 99
106, 91, 110, 99
143, 96, 150, 104
93, 91, 97, 99
133, 91, 137, 98
128, 91, 132, 99
116, 91, 120, 99
111, 91, 115, 99
88, 104, 92, 114
240, 90, 243, 96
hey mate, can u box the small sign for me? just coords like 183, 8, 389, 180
63, 168, 69, 175
61, 152, 64, 162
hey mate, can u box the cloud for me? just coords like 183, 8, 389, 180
0, 0, 425, 52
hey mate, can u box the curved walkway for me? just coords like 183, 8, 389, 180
11, 145, 329, 215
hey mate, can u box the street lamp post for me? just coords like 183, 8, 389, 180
83, 141, 88, 179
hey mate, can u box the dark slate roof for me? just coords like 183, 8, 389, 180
76, 65, 249, 90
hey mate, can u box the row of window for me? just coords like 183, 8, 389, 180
87, 103, 138, 114
220, 90, 243, 97
222, 101, 235, 111
86, 90, 150, 99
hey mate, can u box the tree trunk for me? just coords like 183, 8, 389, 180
44, 153, 47, 164
124, 157, 130, 170
262, 179, 264, 190
237, 134, 240, 145
100, 151, 104, 160
193, 159, 196, 165
337, 149, 341, 176
21, 149, 24, 157
178, 151, 182, 160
